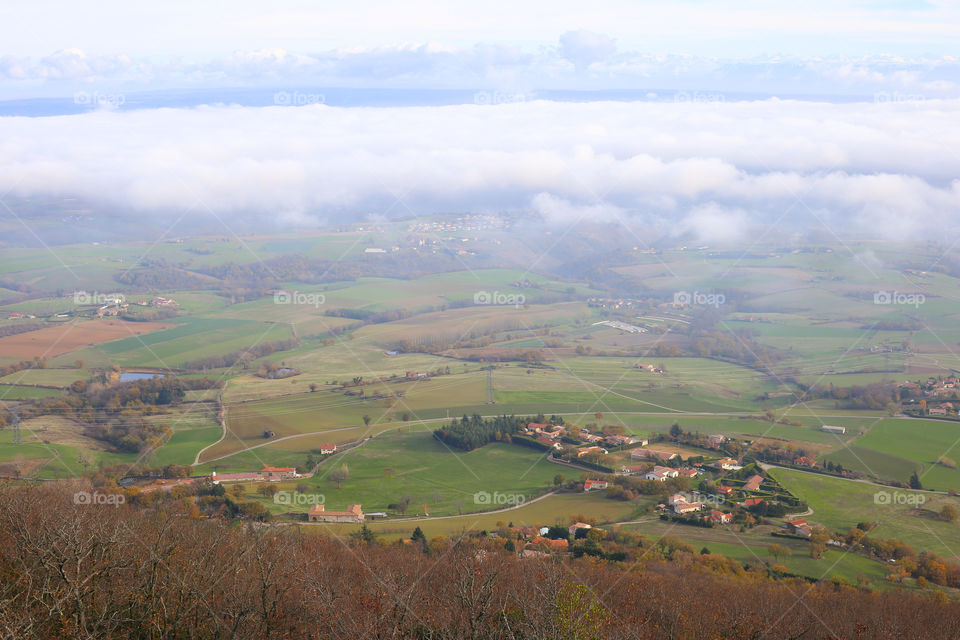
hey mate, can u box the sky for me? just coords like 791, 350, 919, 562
0, 0, 957, 240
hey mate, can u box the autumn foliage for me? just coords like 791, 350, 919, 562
1, 482, 959, 639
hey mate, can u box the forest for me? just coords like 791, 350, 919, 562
0, 483, 958, 639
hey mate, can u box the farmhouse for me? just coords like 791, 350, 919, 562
743, 475, 764, 492
709, 510, 733, 524
619, 464, 647, 476
707, 434, 727, 447
793, 456, 817, 468
604, 434, 635, 447
743, 498, 765, 507
676, 468, 700, 479
715, 457, 741, 470
536, 436, 563, 449
308, 504, 364, 523
821, 425, 846, 434
717, 485, 734, 497
645, 466, 679, 481
569, 522, 593, 537
579, 433, 604, 443
261, 466, 298, 480
532, 536, 569, 552
785, 519, 812, 537
583, 479, 609, 492
320, 444, 337, 454
673, 500, 703, 514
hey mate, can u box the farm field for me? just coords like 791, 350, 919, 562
0, 318, 175, 361
208, 431, 570, 518
769, 468, 960, 561
841, 418, 960, 490
294, 492, 644, 541
4, 231, 960, 599
0, 367, 88, 387
619, 521, 891, 586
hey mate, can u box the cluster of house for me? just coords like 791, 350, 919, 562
512, 522, 600, 557
929, 403, 956, 416
900, 378, 960, 415
659, 493, 733, 525
97, 301, 129, 317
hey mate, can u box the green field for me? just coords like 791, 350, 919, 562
769, 468, 960, 562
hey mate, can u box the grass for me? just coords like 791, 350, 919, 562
295, 493, 643, 541
224, 430, 567, 518
850, 418, 960, 490
0, 368, 87, 387
768, 467, 960, 562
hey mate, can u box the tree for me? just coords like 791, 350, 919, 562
362, 415, 372, 427
411, 526, 427, 548
257, 484, 279, 498
74, 359, 84, 369
309, 383, 318, 392
809, 526, 831, 559
669, 423, 683, 439
941, 504, 959, 523
553, 474, 565, 486
767, 544, 792, 561
351, 524, 375, 545
329, 464, 350, 489
910, 471, 924, 490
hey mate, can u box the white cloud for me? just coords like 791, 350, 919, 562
0, 98, 957, 239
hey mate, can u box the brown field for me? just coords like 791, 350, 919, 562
0, 457, 50, 478
21, 415, 107, 450
0, 318, 174, 359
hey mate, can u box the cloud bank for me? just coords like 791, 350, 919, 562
0, 98, 957, 240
